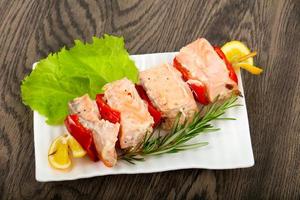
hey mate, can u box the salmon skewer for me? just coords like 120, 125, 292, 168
64, 38, 240, 167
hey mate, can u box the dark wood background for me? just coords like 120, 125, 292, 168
1, 0, 300, 199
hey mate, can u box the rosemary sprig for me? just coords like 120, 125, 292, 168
118, 95, 242, 164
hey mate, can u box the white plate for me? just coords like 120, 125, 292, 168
34, 52, 254, 182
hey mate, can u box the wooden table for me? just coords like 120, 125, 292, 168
1, 0, 299, 199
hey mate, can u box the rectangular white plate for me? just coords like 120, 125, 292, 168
34, 52, 254, 182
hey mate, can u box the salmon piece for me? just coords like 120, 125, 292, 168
103, 78, 154, 149
90, 119, 120, 167
175, 38, 238, 101
139, 64, 198, 130
68, 94, 99, 122
69, 94, 119, 167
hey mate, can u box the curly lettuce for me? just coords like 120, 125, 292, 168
21, 35, 138, 125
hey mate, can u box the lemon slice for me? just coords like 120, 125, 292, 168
48, 135, 72, 170
67, 135, 86, 158
221, 40, 254, 65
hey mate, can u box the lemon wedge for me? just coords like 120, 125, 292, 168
235, 63, 263, 75
221, 40, 254, 65
48, 135, 72, 170
67, 135, 86, 158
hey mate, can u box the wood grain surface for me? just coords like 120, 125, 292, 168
1, 0, 300, 199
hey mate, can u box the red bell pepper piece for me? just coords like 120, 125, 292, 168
173, 58, 190, 81
135, 85, 162, 128
64, 114, 99, 161
96, 94, 121, 124
213, 46, 238, 84
188, 83, 210, 105
96, 94, 122, 150
173, 58, 210, 105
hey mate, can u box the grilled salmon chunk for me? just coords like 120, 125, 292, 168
139, 63, 198, 130
69, 94, 119, 167
103, 78, 154, 149
175, 38, 238, 102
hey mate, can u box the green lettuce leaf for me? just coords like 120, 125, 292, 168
21, 34, 138, 125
